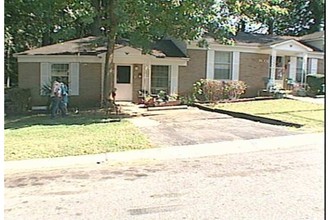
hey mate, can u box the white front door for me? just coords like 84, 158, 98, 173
115, 65, 132, 101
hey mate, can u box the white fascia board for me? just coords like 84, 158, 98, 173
306, 52, 324, 59
114, 55, 149, 64
114, 54, 189, 66
268, 40, 313, 52
209, 44, 261, 53
16, 53, 189, 66
188, 43, 266, 55
16, 55, 105, 63
148, 57, 189, 66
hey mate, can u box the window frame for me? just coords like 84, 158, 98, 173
150, 65, 170, 94
50, 63, 70, 85
214, 51, 233, 80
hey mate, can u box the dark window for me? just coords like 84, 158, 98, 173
117, 66, 131, 84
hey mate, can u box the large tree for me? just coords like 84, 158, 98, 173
4, 0, 96, 86
274, 0, 325, 36
6, 0, 323, 94
226, 0, 290, 34
80, 0, 236, 101
225, 0, 324, 36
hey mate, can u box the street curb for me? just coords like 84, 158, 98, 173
193, 103, 303, 128
4, 133, 324, 173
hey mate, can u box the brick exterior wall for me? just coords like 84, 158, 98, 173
18, 62, 49, 106
18, 62, 102, 108
178, 49, 207, 95
239, 53, 270, 97
72, 63, 102, 108
317, 59, 324, 74
132, 64, 142, 103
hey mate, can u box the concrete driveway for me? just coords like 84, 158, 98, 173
129, 107, 302, 147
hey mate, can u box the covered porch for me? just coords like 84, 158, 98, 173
261, 39, 323, 92
101, 45, 189, 103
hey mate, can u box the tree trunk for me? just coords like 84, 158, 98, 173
90, 0, 102, 36
267, 19, 274, 35
102, 0, 117, 105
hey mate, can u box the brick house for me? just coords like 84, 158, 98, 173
14, 31, 324, 108
179, 31, 324, 97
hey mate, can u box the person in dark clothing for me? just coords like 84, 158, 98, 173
50, 78, 61, 119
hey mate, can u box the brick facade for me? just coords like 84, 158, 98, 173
178, 49, 207, 95
18, 62, 102, 108
239, 53, 270, 97
73, 63, 102, 107
18, 62, 48, 106
132, 64, 143, 103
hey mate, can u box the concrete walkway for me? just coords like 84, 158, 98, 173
5, 132, 324, 173
286, 94, 324, 104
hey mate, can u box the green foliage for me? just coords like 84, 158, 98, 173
306, 74, 325, 96
192, 79, 247, 103
5, 0, 97, 86
274, 0, 324, 35
226, 0, 324, 35
226, 0, 290, 34
41, 81, 52, 96
5, 88, 31, 114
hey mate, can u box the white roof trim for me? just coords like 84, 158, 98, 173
267, 39, 313, 52
15, 52, 189, 66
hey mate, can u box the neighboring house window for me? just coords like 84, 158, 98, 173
296, 57, 303, 83
151, 65, 170, 94
214, 51, 232, 80
51, 64, 69, 85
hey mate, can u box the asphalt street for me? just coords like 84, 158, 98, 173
4, 138, 324, 220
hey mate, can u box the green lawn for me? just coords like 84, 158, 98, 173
5, 113, 153, 161
214, 99, 324, 132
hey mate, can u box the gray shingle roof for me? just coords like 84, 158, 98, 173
16, 36, 108, 56
300, 31, 324, 41
16, 36, 187, 58
233, 32, 298, 46
232, 31, 323, 51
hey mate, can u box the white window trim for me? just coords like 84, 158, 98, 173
309, 58, 318, 75
170, 65, 178, 95
232, 52, 240, 81
206, 50, 215, 79
40, 63, 51, 95
40, 62, 80, 96
289, 56, 297, 80
207, 50, 239, 81
150, 65, 171, 94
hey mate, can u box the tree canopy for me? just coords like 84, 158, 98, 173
5, 0, 325, 89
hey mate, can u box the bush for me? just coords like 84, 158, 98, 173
192, 79, 247, 103
306, 74, 325, 96
5, 87, 31, 114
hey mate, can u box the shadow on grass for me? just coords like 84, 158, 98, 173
5, 111, 134, 130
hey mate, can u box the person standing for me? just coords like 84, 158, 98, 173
59, 81, 69, 116
50, 78, 61, 119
